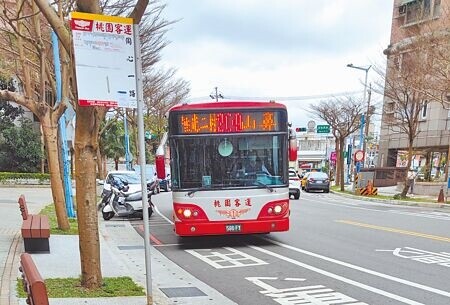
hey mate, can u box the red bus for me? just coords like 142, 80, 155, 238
166, 100, 297, 236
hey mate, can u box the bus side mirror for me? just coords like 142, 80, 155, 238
288, 129, 297, 162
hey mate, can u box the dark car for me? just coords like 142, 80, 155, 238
304, 172, 330, 193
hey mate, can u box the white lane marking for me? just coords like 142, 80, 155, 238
376, 247, 450, 267
186, 247, 268, 269
386, 210, 450, 220
258, 237, 450, 298
249, 245, 424, 305
246, 277, 368, 305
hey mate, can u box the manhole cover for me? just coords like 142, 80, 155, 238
160, 287, 207, 298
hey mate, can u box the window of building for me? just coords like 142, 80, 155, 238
421, 100, 428, 119
400, 0, 439, 25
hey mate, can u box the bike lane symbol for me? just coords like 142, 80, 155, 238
245, 277, 368, 305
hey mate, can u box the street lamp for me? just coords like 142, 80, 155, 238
347, 63, 372, 169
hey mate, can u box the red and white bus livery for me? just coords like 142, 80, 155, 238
166, 100, 297, 236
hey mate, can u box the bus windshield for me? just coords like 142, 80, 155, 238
170, 134, 288, 190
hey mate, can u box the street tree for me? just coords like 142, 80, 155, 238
0, 0, 70, 230
376, 7, 449, 196
127, 68, 190, 162
32, 0, 161, 291
98, 116, 126, 175
310, 97, 365, 191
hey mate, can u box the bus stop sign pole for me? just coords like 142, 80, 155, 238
134, 23, 153, 304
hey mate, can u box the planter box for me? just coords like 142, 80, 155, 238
397, 182, 445, 196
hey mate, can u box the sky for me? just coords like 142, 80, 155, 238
158, 0, 394, 131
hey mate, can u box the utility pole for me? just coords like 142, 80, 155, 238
363, 84, 372, 167
346, 63, 371, 170
210, 87, 224, 102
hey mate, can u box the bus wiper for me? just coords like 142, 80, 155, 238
187, 189, 200, 196
255, 181, 274, 193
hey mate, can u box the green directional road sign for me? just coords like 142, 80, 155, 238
145, 131, 157, 140
317, 125, 330, 133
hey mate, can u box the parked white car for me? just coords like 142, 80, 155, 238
288, 169, 301, 200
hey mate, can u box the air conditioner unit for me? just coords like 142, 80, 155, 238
399, 5, 406, 15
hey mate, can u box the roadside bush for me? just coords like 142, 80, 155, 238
0, 172, 50, 182
0, 118, 42, 172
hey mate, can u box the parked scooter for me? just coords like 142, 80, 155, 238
101, 178, 157, 220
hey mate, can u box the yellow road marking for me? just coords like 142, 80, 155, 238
336, 220, 450, 243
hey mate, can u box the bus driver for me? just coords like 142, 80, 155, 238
243, 151, 270, 176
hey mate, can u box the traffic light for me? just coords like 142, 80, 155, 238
295, 127, 306, 132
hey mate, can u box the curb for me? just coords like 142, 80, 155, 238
330, 190, 450, 210
0, 231, 21, 305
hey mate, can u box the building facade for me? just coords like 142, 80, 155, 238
295, 120, 335, 173
378, 0, 450, 179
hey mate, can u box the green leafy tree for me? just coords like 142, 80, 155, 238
0, 118, 42, 172
0, 77, 24, 131
0, 102, 24, 131
99, 118, 126, 172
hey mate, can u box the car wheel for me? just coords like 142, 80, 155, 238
294, 192, 300, 199
324, 189, 330, 193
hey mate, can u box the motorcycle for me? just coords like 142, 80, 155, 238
101, 178, 157, 221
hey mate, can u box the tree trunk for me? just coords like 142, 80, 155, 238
339, 137, 346, 192
424, 152, 432, 181
400, 140, 414, 197
102, 155, 107, 179
41, 120, 70, 230
435, 153, 443, 179
96, 149, 102, 179
74, 106, 103, 289
40, 126, 46, 173
334, 138, 340, 186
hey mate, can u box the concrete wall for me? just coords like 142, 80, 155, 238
396, 181, 446, 196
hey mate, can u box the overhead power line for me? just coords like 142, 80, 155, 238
188, 90, 363, 102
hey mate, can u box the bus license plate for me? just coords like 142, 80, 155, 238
225, 224, 241, 233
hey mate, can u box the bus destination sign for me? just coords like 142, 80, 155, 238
176, 111, 282, 134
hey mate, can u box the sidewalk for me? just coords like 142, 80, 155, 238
0, 187, 237, 305
337, 184, 450, 209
